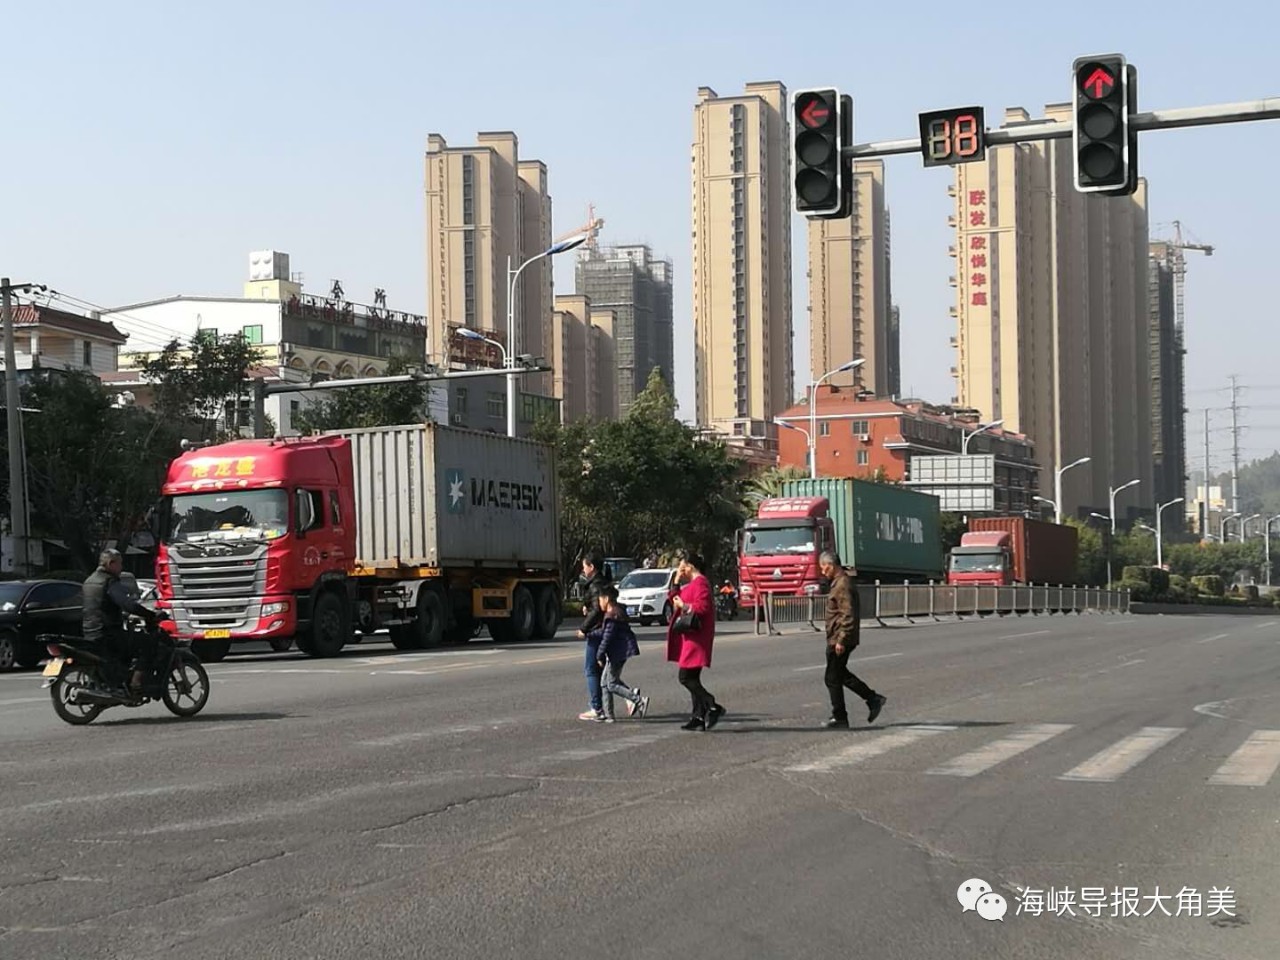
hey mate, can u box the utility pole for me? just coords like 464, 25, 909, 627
1229, 375, 1241, 519
2, 279, 29, 576
1203, 409, 1211, 542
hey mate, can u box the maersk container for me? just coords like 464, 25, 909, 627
328, 423, 559, 570
780, 478, 943, 579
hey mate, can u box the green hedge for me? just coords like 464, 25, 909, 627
1191, 575, 1226, 598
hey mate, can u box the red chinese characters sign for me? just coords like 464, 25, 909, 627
964, 187, 989, 308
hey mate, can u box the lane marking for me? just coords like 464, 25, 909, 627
1194, 700, 1234, 720
0, 697, 47, 708
1209, 730, 1280, 786
782, 725, 957, 773
6, 784, 206, 814
358, 722, 514, 747
998, 630, 1051, 640
1059, 727, 1185, 782
1255, 621, 1278, 630
793, 652, 904, 672
926, 723, 1073, 778
542, 733, 671, 762
1197, 633, 1231, 644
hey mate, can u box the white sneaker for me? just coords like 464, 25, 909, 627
578, 709, 603, 722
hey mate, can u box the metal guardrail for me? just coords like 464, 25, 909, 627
754, 583, 1131, 635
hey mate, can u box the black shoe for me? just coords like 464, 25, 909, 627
704, 704, 725, 730
867, 694, 887, 724
681, 717, 705, 731
824, 716, 849, 729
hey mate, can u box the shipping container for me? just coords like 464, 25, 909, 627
967, 516, 1078, 584
331, 423, 560, 570
780, 478, 943, 579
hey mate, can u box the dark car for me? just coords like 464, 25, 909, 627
0, 579, 84, 671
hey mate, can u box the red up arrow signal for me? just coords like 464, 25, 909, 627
800, 98, 831, 128
1082, 67, 1115, 99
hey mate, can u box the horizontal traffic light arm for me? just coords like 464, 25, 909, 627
842, 97, 1280, 160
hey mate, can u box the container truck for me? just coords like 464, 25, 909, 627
946, 516, 1079, 587
152, 423, 563, 661
737, 478, 943, 608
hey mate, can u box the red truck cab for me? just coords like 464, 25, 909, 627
946, 531, 1013, 586
154, 437, 356, 657
737, 497, 834, 608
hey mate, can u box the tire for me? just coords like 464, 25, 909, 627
532, 585, 560, 639
50, 666, 103, 725
15, 638, 42, 669
660, 602, 673, 627
412, 588, 445, 649
194, 640, 231, 663
307, 590, 350, 658
639, 618, 652, 628
389, 625, 418, 650
268, 637, 293, 653
0, 630, 16, 670
162, 657, 210, 718
505, 585, 536, 643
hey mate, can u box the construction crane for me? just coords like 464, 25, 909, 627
554, 203, 605, 255
1153, 220, 1213, 338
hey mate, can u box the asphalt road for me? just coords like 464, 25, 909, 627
2, 610, 1279, 960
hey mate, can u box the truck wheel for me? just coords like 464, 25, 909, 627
508, 585, 536, 643
195, 640, 231, 663
307, 591, 350, 658
412, 589, 445, 649
532, 585, 560, 639
268, 637, 293, 653
389, 625, 417, 650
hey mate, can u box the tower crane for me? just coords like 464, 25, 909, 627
1155, 220, 1213, 339
554, 203, 605, 254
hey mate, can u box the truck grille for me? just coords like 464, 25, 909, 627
167, 543, 267, 633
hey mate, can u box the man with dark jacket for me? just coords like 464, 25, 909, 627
820, 551, 887, 729
575, 551, 611, 720
83, 548, 158, 693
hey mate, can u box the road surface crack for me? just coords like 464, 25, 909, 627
358, 782, 543, 834
203, 850, 292, 883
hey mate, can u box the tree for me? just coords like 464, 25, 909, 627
293, 355, 433, 434
142, 333, 263, 440
1064, 518, 1106, 585
743, 465, 807, 511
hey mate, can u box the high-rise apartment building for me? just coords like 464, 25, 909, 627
808, 159, 897, 397
424, 132, 552, 394
574, 244, 673, 416
551, 294, 619, 423
691, 82, 793, 440
951, 105, 1153, 521
1147, 245, 1187, 519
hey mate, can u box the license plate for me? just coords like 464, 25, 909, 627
42, 658, 64, 677
204, 629, 231, 639
626, 606, 636, 616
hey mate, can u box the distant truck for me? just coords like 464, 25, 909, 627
154, 423, 563, 661
737, 478, 943, 608
946, 516, 1079, 587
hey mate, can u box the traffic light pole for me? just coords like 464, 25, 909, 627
841, 97, 1280, 161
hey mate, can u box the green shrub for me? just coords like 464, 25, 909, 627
1122, 566, 1152, 585
1147, 568, 1170, 595
1191, 575, 1226, 597
1169, 574, 1189, 592
1118, 579, 1151, 602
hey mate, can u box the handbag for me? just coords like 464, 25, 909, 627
672, 606, 701, 633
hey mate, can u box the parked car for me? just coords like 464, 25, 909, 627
0, 579, 84, 671
616, 568, 678, 627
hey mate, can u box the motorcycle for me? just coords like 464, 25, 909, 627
716, 592, 738, 621
40, 621, 211, 726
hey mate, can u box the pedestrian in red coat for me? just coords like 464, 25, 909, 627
666, 551, 724, 731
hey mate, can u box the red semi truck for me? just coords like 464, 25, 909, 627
153, 423, 563, 661
946, 516, 1079, 587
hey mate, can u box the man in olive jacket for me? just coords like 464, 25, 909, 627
820, 550, 887, 729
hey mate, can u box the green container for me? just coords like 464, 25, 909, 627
780, 478, 943, 580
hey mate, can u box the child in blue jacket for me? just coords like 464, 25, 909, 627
590, 585, 650, 722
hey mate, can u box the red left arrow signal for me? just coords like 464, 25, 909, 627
799, 98, 831, 129
1082, 67, 1115, 99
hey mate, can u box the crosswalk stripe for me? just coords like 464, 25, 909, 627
1059, 727, 1185, 782
1209, 730, 1280, 786
545, 733, 670, 762
926, 723, 1074, 777
781, 725, 957, 773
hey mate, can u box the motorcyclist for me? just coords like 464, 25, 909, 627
83, 548, 159, 694
718, 580, 738, 617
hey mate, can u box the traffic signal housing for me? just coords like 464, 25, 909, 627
1072, 54, 1133, 194
792, 88, 846, 217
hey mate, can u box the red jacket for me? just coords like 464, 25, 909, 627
666, 574, 715, 669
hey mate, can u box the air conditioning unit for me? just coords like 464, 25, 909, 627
451, 413, 465, 425
858, 433, 871, 442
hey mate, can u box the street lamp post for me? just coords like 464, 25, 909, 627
1033, 495, 1056, 517
1220, 512, 1241, 544
775, 419, 810, 467
1266, 514, 1280, 586
1108, 479, 1141, 537
504, 235, 589, 437
807, 358, 864, 479
1241, 513, 1261, 543
1155, 497, 1184, 570
1090, 512, 1115, 584
1053, 456, 1092, 525
961, 419, 1004, 455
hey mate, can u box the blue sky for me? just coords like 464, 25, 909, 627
4, 0, 1278, 467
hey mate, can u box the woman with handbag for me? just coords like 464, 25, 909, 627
666, 551, 724, 731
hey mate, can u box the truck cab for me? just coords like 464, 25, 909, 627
737, 497, 835, 608
946, 531, 1013, 586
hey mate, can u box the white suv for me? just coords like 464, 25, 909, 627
616, 568, 677, 627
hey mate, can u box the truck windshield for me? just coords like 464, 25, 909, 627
163, 490, 290, 544
743, 526, 815, 556
950, 553, 1005, 573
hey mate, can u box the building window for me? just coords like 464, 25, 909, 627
82, 341, 92, 366
851, 419, 870, 435
486, 391, 505, 418
455, 387, 468, 414
242, 324, 264, 344
819, 422, 830, 437
290, 400, 300, 420
857, 450, 870, 466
